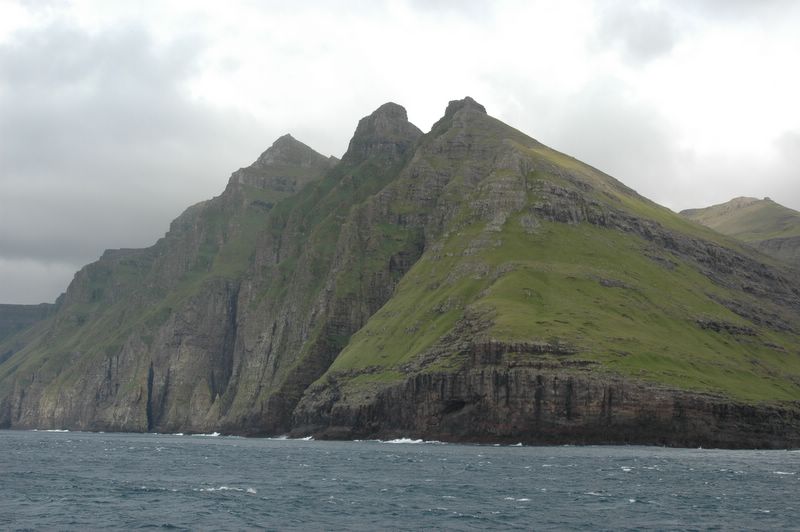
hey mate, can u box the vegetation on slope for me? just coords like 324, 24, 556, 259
315, 108, 800, 406
681, 197, 800, 243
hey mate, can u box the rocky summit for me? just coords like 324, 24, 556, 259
2, 98, 800, 448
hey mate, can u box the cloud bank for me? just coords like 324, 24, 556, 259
1, 0, 799, 303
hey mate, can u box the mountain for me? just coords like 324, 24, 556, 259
1, 98, 799, 447
0, 304, 55, 348
681, 197, 800, 265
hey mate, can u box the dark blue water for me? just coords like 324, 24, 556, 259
1, 431, 798, 530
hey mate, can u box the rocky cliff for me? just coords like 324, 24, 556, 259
0, 132, 339, 432
293, 365, 800, 449
2, 98, 799, 447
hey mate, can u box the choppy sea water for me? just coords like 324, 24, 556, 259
1, 430, 798, 530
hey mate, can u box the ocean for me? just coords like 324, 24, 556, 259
1, 430, 798, 530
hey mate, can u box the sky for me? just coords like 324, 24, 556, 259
1, 0, 799, 304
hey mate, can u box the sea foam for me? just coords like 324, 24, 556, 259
197, 486, 257, 494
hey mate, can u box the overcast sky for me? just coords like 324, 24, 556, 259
1, 0, 799, 304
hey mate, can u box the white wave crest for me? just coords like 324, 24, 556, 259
382, 438, 444, 444
198, 486, 257, 494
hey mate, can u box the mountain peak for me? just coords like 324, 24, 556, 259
253, 134, 324, 168
228, 134, 331, 193
428, 96, 492, 136
680, 197, 765, 219
444, 96, 487, 118
728, 196, 762, 208
374, 101, 408, 118
341, 102, 422, 164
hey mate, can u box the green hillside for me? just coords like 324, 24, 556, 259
331, 218, 799, 400
682, 197, 800, 241
681, 197, 800, 265
315, 120, 800, 405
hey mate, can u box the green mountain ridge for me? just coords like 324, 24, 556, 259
681, 197, 800, 266
2, 97, 799, 447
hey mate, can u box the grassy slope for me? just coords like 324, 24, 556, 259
322, 126, 800, 404
682, 198, 800, 243
331, 219, 800, 403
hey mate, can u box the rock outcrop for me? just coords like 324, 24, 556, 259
293, 364, 800, 449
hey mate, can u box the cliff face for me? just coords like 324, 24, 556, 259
0, 133, 340, 432
1, 98, 800, 447
293, 364, 800, 449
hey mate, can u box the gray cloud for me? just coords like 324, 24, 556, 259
765, 131, 800, 208
406, 0, 492, 19
0, 258, 77, 305
677, 0, 798, 19
593, 1, 681, 64
487, 73, 800, 214
1, 1, 799, 304
0, 21, 272, 303
521, 79, 684, 205
544, 109, 800, 214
